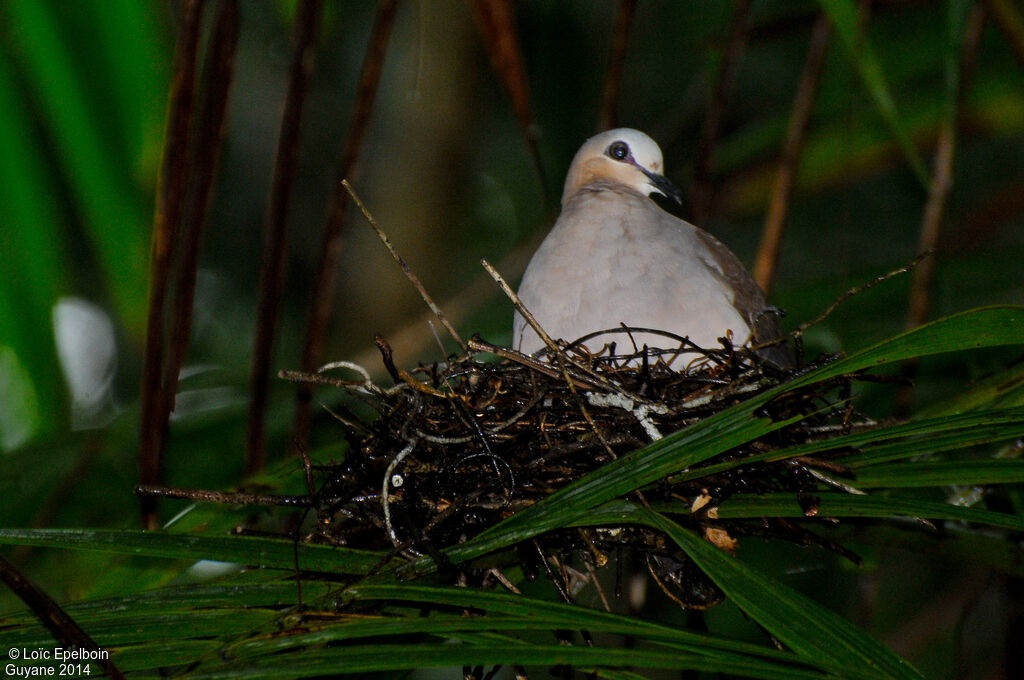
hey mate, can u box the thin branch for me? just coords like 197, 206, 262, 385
792, 252, 931, 338
480, 258, 558, 357
906, 3, 986, 332
897, 5, 986, 415
164, 0, 238, 418
294, 0, 397, 449
470, 0, 550, 205
478, 259, 634, 399
344, 180, 467, 351
0, 555, 127, 680
904, 127, 955, 331
139, 0, 204, 529
690, 0, 753, 225
247, 0, 323, 474
753, 12, 831, 294
134, 484, 311, 507
598, 0, 636, 131
341, 231, 539, 376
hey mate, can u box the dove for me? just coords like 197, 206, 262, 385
513, 128, 789, 366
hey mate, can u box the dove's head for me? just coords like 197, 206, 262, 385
562, 128, 683, 207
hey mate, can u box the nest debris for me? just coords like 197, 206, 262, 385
277, 327, 871, 608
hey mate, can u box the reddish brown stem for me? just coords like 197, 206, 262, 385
139, 0, 204, 529
0, 554, 126, 679
471, 0, 550, 204
897, 5, 986, 416
906, 5, 986, 332
246, 0, 323, 475
985, 0, 1024, 72
164, 0, 239, 444
690, 0, 753, 225
753, 12, 831, 294
293, 0, 397, 450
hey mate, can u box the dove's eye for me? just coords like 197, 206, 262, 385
607, 141, 630, 161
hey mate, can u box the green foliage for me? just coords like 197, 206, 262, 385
2, 307, 1024, 677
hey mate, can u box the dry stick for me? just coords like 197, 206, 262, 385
786, 251, 932, 340
480, 259, 558, 355
478, 258, 669, 459
985, 0, 1024, 72
467, 336, 605, 390
139, 0, 204, 529
294, 0, 397, 449
279, 369, 378, 390
564, 374, 619, 462
343, 180, 467, 351
580, 549, 613, 613
906, 4, 986, 333
904, 124, 956, 332
690, 0, 752, 225
134, 484, 311, 508
598, 0, 637, 131
470, 0, 551, 206
247, 0, 323, 475
0, 555, 127, 680
753, 12, 831, 295
896, 5, 986, 416
478, 258, 625, 398
163, 0, 239, 439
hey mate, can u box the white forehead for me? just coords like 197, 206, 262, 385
577, 128, 664, 172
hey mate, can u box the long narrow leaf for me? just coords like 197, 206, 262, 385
677, 407, 1024, 477
642, 509, 922, 680
185, 642, 827, 680
0, 49, 69, 444
851, 460, 1024, 488
662, 493, 1024, 531
817, 0, 930, 185
6, 2, 150, 333
0, 528, 386, 575
343, 583, 813, 665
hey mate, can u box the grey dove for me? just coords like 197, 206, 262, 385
513, 128, 789, 367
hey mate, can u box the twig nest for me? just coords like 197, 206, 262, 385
282, 328, 866, 607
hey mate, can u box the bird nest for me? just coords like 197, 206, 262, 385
277, 328, 869, 608
135, 199, 923, 609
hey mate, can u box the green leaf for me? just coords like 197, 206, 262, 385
179, 643, 827, 679
642, 510, 923, 680
0, 528, 386, 575
0, 574, 827, 678
83, 0, 168, 180
673, 407, 1024, 477
6, 1, 151, 335
816, 0, 930, 186
0, 48, 69, 445
916, 361, 1024, 417
851, 460, 1024, 488
683, 492, 1024, 531
342, 583, 810, 665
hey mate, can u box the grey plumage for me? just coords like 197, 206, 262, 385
513, 128, 790, 367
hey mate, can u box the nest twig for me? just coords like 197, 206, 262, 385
269, 327, 870, 607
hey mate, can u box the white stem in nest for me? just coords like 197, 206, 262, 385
318, 360, 382, 396
382, 439, 418, 547
586, 392, 669, 442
